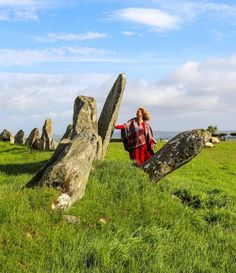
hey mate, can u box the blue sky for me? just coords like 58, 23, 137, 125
0, 0, 236, 134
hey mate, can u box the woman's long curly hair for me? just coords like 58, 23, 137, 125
138, 107, 151, 121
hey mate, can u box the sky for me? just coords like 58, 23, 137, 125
0, 0, 236, 135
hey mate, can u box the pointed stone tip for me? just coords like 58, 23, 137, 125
119, 73, 126, 79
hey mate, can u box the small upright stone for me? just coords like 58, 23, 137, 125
25, 128, 40, 147
98, 74, 126, 159
72, 96, 98, 138
14, 130, 25, 145
0, 129, 14, 143
40, 118, 54, 150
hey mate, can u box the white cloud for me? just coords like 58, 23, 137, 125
0, 8, 39, 21
121, 30, 143, 37
0, 0, 68, 21
202, 3, 236, 14
118, 2, 236, 32
37, 32, 107, 42
0, 0, 35, 6
1, 54, 236, 133
159, 1, 236, 23
0, 72, 115, 134
121, 31, 136, 36
120, 54, 236, 130
111, 8, 181, 31
0, 47, 116, 66
0, 0, 59, 8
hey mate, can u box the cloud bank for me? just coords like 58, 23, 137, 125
1, 54, 236, 133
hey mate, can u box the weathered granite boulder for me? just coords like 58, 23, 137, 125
0, 129, 14, 143
141, 129, 211, 182
27, 96, 102, 209
98, 74, 126, 159
25, 128, 40, 147
40, 118, 56, 150
14, 130, 25, 145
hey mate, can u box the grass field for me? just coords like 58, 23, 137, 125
0, 141, 235, 273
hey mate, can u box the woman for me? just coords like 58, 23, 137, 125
115, 107, 156, 165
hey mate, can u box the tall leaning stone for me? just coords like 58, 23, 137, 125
27, 96, 101, 210
14, 130, 25, 145
141, 129, 211, 182
98, 74, 126, 159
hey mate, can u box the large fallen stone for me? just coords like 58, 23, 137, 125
27, 96, 102, 210
14, 130, 25, 145
25, 128, 40, 147
0, 129, 14, 143
141, 129, 211, 182
98, 74, 126, 159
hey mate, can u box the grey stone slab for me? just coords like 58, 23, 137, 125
27, 96, 100, 210
141, 129, 211, 182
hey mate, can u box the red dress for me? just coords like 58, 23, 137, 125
115, 123, 154, 165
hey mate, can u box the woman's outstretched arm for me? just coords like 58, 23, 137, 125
115, 124, 125, 129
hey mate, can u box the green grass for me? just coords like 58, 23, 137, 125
0, 141, 236, 273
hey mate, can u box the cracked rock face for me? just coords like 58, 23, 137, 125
141, 129, 211, 182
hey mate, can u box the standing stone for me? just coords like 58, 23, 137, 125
27, 96, 102, 210
141, 129, 211, 182
0, 129, 14, 143
61, 124, 73, 141
72, 96, 98, 137
98, 74, 126, 159
14, 130, 25, 145
32, 138, 42, 150
25, 128, 40, 147
40, 118, 55, 150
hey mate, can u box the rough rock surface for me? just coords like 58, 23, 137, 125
0, 129, 14, 143
14, 130, 25, 145
98, 74, 126, 159
27, 96, 101, 210
72, 96, 98, 137
25, 128, 40, 147
40, 118, 56, 150
141, 129, 211, 182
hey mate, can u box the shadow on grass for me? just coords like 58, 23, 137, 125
0, 161, 47, 175
0, 147, 27, 154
